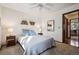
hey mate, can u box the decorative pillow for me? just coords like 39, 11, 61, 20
22, 29, 30, 36
22, 29, 36, 36
29, 30, 36, 36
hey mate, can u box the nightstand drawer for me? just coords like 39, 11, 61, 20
7, 36, 15, 40
6, 36, 16, 47
7, 40, 16, 47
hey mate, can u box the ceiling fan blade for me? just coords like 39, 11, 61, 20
43, 6, 51, 10
29, 5, 39, 9
46, 3, 54, 7
29, 3, 37, 6
31, 5, 38, 8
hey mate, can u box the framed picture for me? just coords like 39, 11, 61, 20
21, 20, 28, 25
29, 21, 35, 26
47, 20, 55, 31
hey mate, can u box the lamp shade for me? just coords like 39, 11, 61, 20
36, 24, 42, 33
8, 28, 13, 33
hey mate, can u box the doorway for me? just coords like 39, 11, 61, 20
63, 9, 79, 47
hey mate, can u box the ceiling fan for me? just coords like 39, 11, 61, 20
29, 3, 54, 10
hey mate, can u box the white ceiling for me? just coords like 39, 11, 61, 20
0, 3, 77, 13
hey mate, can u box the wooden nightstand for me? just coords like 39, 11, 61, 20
6, 36, 16, 47
38, 33, 43, 35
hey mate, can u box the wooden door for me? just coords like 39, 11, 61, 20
63, 16, 70, 44
63, 10, 79, 47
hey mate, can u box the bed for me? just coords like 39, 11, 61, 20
18, 29, 56, 55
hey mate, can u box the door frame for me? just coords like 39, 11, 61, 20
62, 9, 79, 43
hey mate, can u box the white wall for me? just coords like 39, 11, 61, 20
1, 4, 79, 45
0, 6, 2, 47
41, 4, 79, 42
1, 6, 41, 45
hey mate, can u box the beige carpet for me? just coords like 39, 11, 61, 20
0, 42, 79, 55
0, 44, 23, 55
